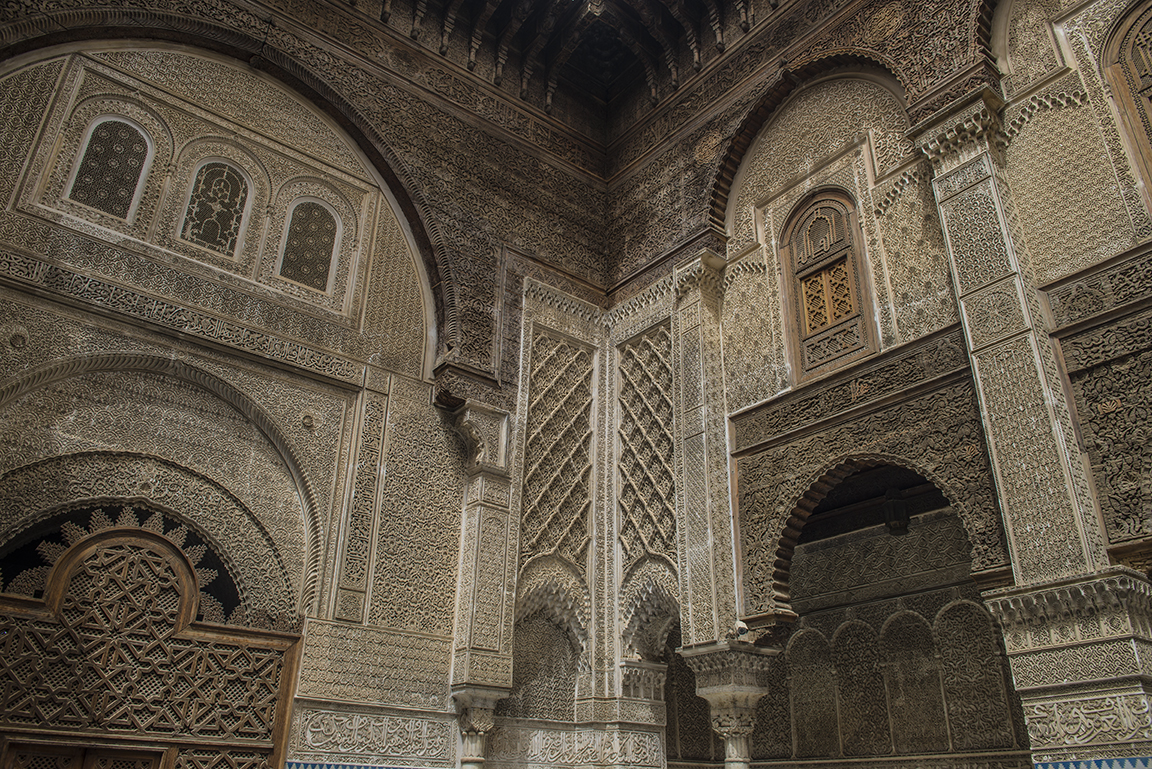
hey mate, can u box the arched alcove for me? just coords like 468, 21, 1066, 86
745, 459, 1029, 763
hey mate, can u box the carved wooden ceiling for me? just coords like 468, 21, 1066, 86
385, 0, 758, 111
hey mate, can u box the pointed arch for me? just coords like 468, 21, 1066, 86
764, 454, 989, 618
707, 55, 909, 232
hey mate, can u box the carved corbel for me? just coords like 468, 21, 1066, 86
453, 687, 505, 769
452, 401, 511, 478
675, 248, 726, 310
680, 640, 780, 769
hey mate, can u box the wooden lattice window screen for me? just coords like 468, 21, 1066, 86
780, 191, 875, 380
0, 528, 299, 769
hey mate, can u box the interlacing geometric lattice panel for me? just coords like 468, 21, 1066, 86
0, 535, 291, 748
520, 332, 594, 571
182, 162, 249, 255
618, 325, 676, 570
68, 119, 148, 219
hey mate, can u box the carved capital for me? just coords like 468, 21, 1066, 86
458, 705, 496, 736
915, 90, 1007, 173
453, 686, 507, 767
679, 641, 775, 769
984, 567, 1152, 653
680, 639, 779, 698
675, 249, 725, 304
452, 401, 511, 476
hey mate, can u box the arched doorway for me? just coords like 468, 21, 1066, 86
748, 463, 1031, 766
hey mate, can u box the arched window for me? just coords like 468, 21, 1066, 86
1105, 0, 1152, 210
780, 190, 875, 380
68, 118, 151, 219
279, 199, 338, 292
181, 161, 250, 256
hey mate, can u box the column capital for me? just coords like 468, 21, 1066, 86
681, 641, 778, 769
914, 88, 1007, 174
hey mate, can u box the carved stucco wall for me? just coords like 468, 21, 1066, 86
749, 510, 1029, 764
720, 76, 956, 413
0, 42, 466, 769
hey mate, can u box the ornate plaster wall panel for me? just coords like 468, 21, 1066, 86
726, 77, 915, 257
790, 508, 972, 613
361, 202, 430, 379
998, 0, 1064, 97
0, 57, 62, 200
333, 392, 388, 623
871, 165, 959, 342
720, 253, 785, 410
617, 323, 676, 574
495, 613, 579, 720
486, 724, 664, 769
1004, 76, 1136, 285
368, 378, 465, 635
736, 376, 1007, 618
1063, 306, 1152, 545
1062, 0, 1152, 245
787, 629, 839, 758
296, 620, 451, 708
288, 705, 456, 768
519, 328, 595, 575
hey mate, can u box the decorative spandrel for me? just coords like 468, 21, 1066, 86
182, 162, 249, 255
280, 201, 337, 292
68, 119, 148, 219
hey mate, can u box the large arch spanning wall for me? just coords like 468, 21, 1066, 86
0, 13, 452, 366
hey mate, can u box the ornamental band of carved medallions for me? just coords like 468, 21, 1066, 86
0, 250, 361, 381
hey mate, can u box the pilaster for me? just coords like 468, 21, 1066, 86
447, 401, 515, 762
673, 249, 731, 646
918, 90, 1136, 765
680, 640, 778, 769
